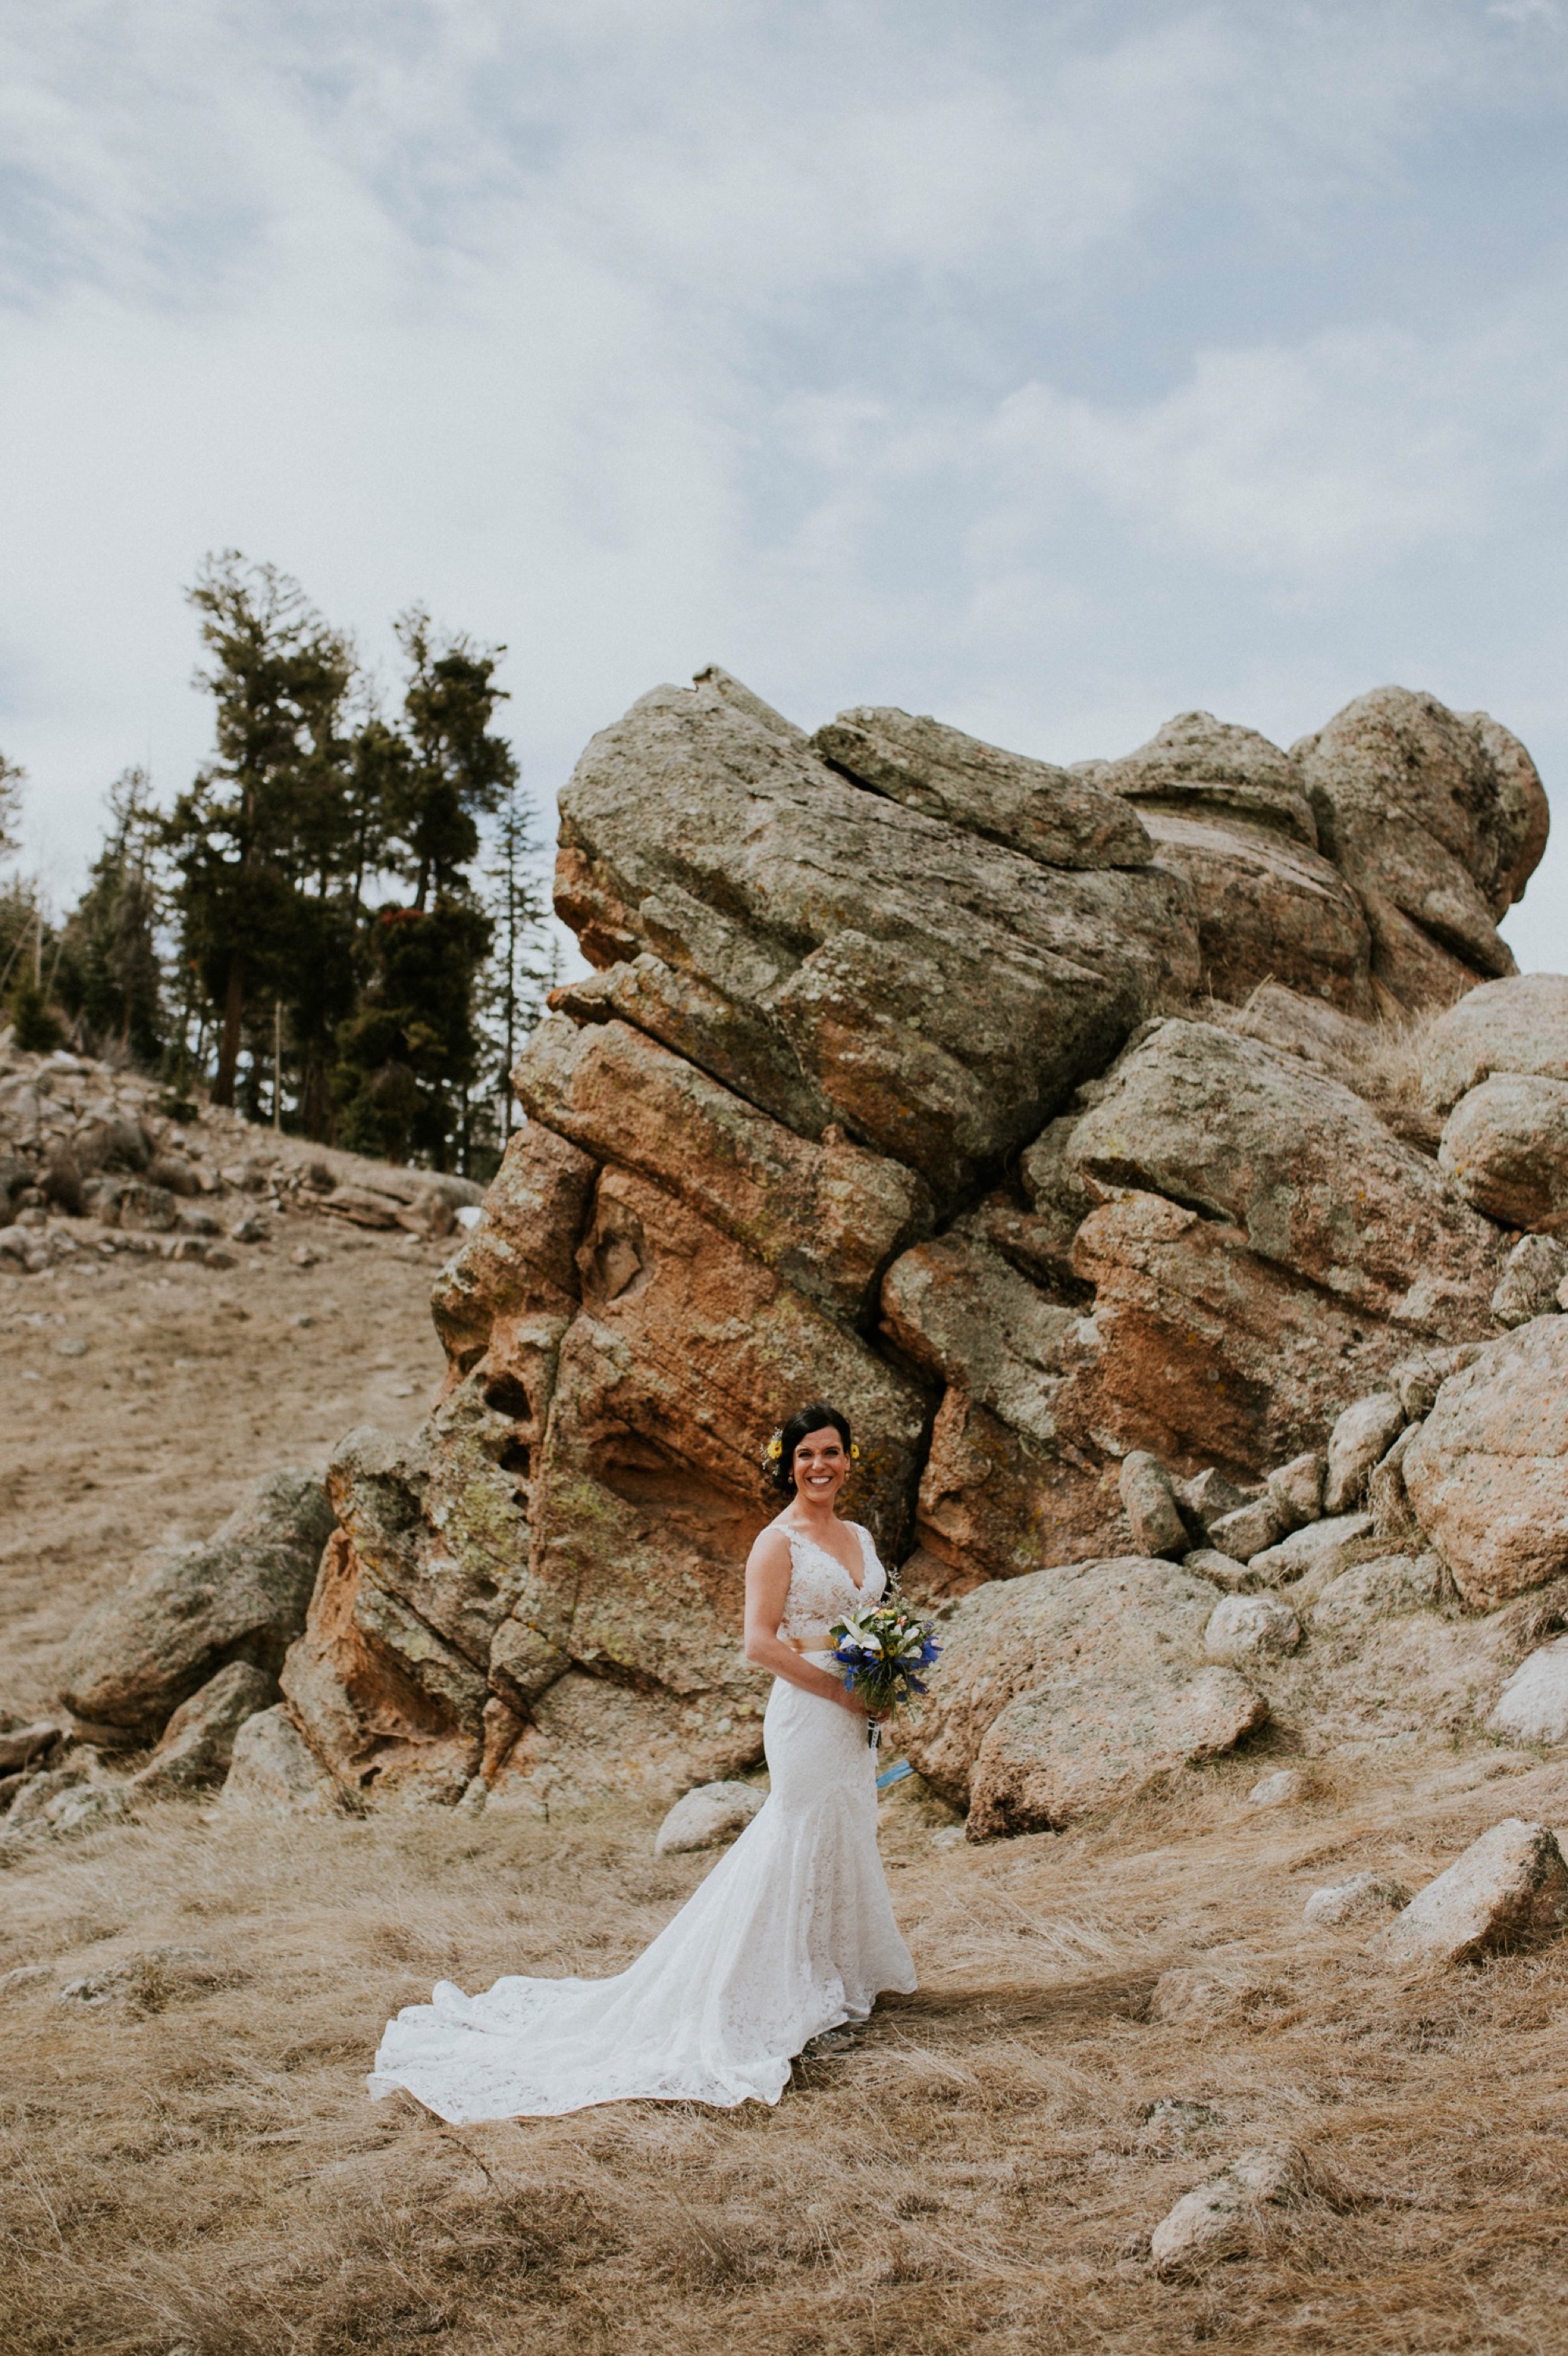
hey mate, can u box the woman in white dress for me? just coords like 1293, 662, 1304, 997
368, 1402, 916, 2122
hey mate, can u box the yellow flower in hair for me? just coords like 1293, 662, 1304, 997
850, 1443, 860, 1459
765, 1433, 783, 1461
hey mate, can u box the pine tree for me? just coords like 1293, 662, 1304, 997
164, 553, 355, 1108
483, 784, 555, 1141
56, 768, 165, 1064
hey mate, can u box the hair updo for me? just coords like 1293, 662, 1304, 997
764, 1401, 854, 1499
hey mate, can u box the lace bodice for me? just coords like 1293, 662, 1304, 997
775, 1521, 885, 1643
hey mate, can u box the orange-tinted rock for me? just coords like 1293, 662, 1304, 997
1403, 1318, 1568, 1607
1069, 1192, 1427, 1476
516, 1013, 931, 1320
430, 1120, 595, 1373
1421, 972, 1568, 1113
1439, 1074, 1568, 1232
1134, 811, 1373, 1014
906, 1388, 1121, 1596
526, 1167, 929, 1702
1094, 709, 1318, 846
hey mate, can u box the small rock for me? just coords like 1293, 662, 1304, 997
1120, 1451, 1188, 1558
205, 1246, 238, 1269
1486, 1637, 1568, 1747
1177, 1468, 1250, 1533
930, 1824, 966, 1850
1367, 1424, 1425, 1546
1184, 1548, 1253, 1592
229, 1212, 269, 1244
0, 1963, 53, 1997
1384, 1818, 1568, 1966
57, 1947, 221, 2009
1138, 2097, 1224, 2151
1245, 1768, 1309, 1810
1325, 1392, 1406, 1513
1491, 1234, 1568, 1330
1206, 1499, 1283, 1563
1312, 1552, 1443, 1635
1203, 1593, 1301, 1668
1151, 2144, 1306, 2277
1303, 1871, 1410, 1926
1248, 1512, 1374, 1593
1265, 1453, 1324, 1534
53, 1336, 86, 1358
127, 1661, 278, 1799
290, 1243, 320, 1267
0, 1719, 62, 1773
219, 1706, 342, 1816
1389, 1342, 1485, 1420
654, 1780, 765, 1855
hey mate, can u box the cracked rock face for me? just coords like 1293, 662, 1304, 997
234, 669, 1555, 1813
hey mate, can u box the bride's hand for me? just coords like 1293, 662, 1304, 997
835, 1687, 886, 1720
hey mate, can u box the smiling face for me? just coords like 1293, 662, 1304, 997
791, 1425, 848, 1507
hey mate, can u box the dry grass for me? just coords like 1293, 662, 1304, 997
5, 1744, 1568, 2356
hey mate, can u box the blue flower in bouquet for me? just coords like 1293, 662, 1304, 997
826, 1599, 941, 1746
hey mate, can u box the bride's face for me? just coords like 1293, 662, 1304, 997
792, 1426, 848, 1505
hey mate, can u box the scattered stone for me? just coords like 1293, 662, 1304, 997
1206, 1500, 1283, 1564
1265, 1453, 1324, 1534
1150, 2144, 1307, 2277
0, 1964, 53, 1998
1486, 1637, 1568, 1747
126, 1661, 278, 1799
1421, 971, 1568, 1115
290, 1243, 320, 1267
1303, 1872, 1410, 1926
653, 1781, 766, 1855
1367, 1424, 1425, 1546
1248, 1512, 1375, 1593
1384, 1818, 1568, 1966
229, 1211, 269, 1244
1184, 1549, 1253, 1593
0, 1719, 63, 1773
57, 1947, 223, 2009
53, 1336, 86, 1358
219, 1705, 343, 1816
1120, 1452, 1189, 1557
1138, 2097, 1224, 2152
1203, 1593, 1301, 1667
1312, 1553, 1443, 1635
1403, 1319, 1568, 1608
1178, 1468, 1251, 1533
59, 1470, 334, 1744
117, 1182, 177, 1233
1492, 1235, 1568, 1329
1440, 1073, 1568, 1231
1246, 1768, 1310, 1810
1325, 1392, 1406, 1513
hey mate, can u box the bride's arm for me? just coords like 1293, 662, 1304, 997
743, 1529, 877, 1715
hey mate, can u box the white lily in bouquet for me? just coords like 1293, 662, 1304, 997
826, 1598, 942, 1748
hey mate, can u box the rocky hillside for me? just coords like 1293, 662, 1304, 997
24, 669, 1568, 1839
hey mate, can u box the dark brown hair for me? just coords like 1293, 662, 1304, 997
764, 1401, 854, 1499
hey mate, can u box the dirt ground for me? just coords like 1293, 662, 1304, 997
3, 1188, 1568, 2354
0, 1208, 451, 1718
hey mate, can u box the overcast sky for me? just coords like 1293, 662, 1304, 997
2, 0, 1566, 970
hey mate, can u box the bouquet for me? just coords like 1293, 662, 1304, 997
826, 1599, 941, 1749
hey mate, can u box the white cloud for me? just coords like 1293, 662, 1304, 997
0, 0, 1563, 973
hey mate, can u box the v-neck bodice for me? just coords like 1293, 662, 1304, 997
775, 1521, 886, 1644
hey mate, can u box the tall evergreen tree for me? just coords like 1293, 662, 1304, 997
483, 783, 555, 1140
56, 768, 165, 1064
332, 615, 518, 1169
163, 553, 354, 1107
0, 753, 22, 864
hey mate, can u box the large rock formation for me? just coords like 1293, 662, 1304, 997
74, 666, 1555, 1820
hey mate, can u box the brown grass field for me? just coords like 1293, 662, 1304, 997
4, 1206, 1568, 2353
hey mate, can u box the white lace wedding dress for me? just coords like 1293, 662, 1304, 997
368, 1519, 916, 2121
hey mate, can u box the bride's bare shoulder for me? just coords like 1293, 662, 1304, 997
746, 1520, 795, 1577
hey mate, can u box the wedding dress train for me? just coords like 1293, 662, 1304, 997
368, 1521, 916, 2121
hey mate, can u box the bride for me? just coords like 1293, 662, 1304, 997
368, 1401, 917, 2121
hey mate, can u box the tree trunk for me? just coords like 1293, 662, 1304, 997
213, 953, 245, 1106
